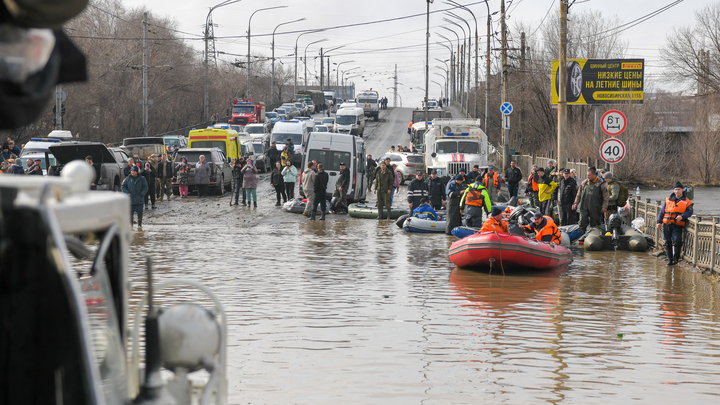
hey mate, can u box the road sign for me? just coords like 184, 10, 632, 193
601, 110, 627, 136
503, 115, 510, 130
600, 138, 626, 164
500, 102, 513, 115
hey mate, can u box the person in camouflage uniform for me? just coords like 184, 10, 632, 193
573, 167, 609, 231
374, 162, 394, 220
157, 154, 174, 201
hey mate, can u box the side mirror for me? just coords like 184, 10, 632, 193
431, 152, 437, 158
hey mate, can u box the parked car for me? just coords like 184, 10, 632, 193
376, 152, 426, 185
172, 147, 232, 195
266, 111, 280, 127
305, 101, 315, 115
314, 125, 329, 133
274, 108, 288, 121
321, 117, 336, 132
162, 135, 188, 150
242, 139, 270, 172
109, 147, 132, 165
280, 104, 300, 119
48, 142, 126, 191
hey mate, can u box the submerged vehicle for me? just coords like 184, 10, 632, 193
0, 163, 227, 404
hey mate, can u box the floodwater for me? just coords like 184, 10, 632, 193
127, 108, 720, 404
640, 186, 720, 216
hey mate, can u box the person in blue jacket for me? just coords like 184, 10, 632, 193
121, 166, 149, 229
412, 197, 438, 220
445, 174, 467, 235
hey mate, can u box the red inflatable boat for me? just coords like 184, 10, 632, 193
448, 232, 574, 271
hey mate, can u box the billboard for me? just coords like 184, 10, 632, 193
551, 59, 644, 105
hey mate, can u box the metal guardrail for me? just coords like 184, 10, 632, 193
630, 197, 719, 274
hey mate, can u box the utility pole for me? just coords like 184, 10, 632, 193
467, 32, 471, 117
485, 5, 491, 135
425, 0, 432, 132
394, 64, 398, 108
142, 12, 149, 137
500, 0, 509, 171
558, 0, 568, 170
327, 56, 331, 91
320, 48, 324, 91
54, 85, 63, 130
204, 12, 216, 122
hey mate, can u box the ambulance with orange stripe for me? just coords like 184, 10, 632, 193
187, 125, 244, 162
424, 118, 491, 178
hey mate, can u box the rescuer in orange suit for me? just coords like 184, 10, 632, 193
656, 181, 694, 265
522, 211, 562, 244
479, 207, 508, 233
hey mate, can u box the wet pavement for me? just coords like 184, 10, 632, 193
127, 108, 720, 404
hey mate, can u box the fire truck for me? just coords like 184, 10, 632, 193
230, 98, 266, 126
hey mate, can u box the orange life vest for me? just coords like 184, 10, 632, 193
461, 183, 491, 210
528, 174, 539, 191
484, 171, 499, 188
502, 206, 513, 220
479, 217, 508, 233
523, 216, 561, 244
662, 197, 693, 227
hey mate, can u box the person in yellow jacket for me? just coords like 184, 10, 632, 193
460, 178, 492, 227
536, 167, 558, 217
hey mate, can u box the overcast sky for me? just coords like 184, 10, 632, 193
120, 0, 702, 106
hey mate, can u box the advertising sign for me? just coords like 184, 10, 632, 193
551, 59, 644, 105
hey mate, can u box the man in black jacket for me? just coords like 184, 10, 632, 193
157, 154, 174, 201
426, 170, 445, 210
366, 154, 377, 191
557, 168, 578, 225
311, 163, 329, 221
267, 141, 280, 169
231, 158, 244, 205
504, 160, 522, 200
141, 158, 158, 209
407, 171, 429, 211
334, 162, 350, 213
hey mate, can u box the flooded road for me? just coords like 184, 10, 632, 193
128, 108, 720, 404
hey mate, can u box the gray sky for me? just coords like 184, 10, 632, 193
120, 0, 701, 106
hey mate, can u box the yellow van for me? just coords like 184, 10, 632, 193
188, 126, 241, 162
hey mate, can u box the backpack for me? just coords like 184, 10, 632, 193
617, 183, 629, 207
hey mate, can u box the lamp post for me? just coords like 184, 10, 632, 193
484, 0, 493, 135
345, 74, 360, 100
271, 17, 305, 105
432, 80, 443, 99
443, 17, 468, 116
321, 44, 346, 91
295, 29, 325, 96
304, 38, 327, 90
334, 60, 355, 101
439, 27, 461, 106
447, 1, 478, 119
205, 0, 242, 122
434, 72, 447, 102
445, 11, 472, 117
339, 65, 359, 100
247, 5, 286, 100
425, 0, 434, 132
435, 39, 454, 101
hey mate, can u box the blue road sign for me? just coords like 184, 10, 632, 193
500, 102, 513, 115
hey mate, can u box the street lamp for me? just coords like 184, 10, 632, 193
435, 40, 454, 101
446, 11, 471, 116
443, 19, 467, 116
438, 30, 459, 103
205, 0, 242, 122
271, 17, 305, 104
304, 38, 327, 90
447, 0, 479, 119
425, 0, 434, 132
334, 60, 355, 99
247, 5, 286, 100
432, 80, 443, 99
295, 29, 325, 96
434, 71, 448, 102
321, 44, 346, 91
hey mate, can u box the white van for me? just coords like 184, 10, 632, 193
302, 132, 367, 203
335, 107, 365, 137
271, 120, 308, 167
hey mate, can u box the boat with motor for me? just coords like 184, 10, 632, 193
347, 202, 409, 219
0, 161, 227, 405
451, 224, 580, 245
580, 214, 649, 251
403, 216, 447, 233
449, 232, 574, 270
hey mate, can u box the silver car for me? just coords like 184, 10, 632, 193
376, 152, 426, 185
321, 117, 335, 132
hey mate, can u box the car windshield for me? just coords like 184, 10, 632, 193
307, 149, 352, 172
436, 141, 457, 154
176, 152, 211, 164
266, 112, 278, 118
336, 115, 356, 125
191, 141, 226, 154
163, 138, 182, 148
407, 155, 424, 163
271, 133, 302, 145
315, 126, 328, 132
245, 126, 264, 134
357, 98, 377, 104
252, 144, 264, 153
458, 141, 480, 154
275, 108, 286, 114
233, 105, 255, 114
322, 118, 334, 124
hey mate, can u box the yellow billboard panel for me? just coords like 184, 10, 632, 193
551, 59, 644, 105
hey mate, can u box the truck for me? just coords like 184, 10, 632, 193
411, 108, 452, 125
423, 118, 492, 178
230, 98, 266, 126
356, 90, 380, 121
294, 90, 325, 113
323, 90, 336, 108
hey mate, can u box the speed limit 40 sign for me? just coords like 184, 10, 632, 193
600, 138, 626, 164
